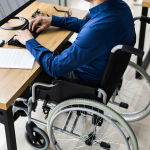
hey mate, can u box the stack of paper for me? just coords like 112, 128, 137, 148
0, 48, 35, 69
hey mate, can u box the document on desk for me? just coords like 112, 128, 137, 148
0, 48, 35, 69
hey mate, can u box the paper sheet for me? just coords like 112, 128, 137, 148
0, 48, 35, 69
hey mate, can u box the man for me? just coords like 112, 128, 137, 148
13, 0, 135, 119
14, 0, 135, 86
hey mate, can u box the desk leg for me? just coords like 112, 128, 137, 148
2, 106, 17, 150
64, 0, 67, 6
136, 7, 148, 78
59, 0, 61, 6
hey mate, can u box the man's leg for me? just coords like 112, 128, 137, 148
64, 70, 82, 80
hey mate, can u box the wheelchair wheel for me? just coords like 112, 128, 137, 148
24, 127, 50, 150
108, 61, 150, 122
47, 99, 138, 150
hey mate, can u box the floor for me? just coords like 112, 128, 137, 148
1, 0, 150, 150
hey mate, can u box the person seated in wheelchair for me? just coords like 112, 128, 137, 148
13, 0, 135, 116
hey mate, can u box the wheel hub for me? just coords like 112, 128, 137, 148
85, 139, 92, 146
85, 132, 96, 146
85, 133, 111, 149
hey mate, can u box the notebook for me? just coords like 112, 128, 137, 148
0, 48, 35, 69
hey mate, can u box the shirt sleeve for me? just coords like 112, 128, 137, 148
51, 15, 88, 33
25, 27, 106, 78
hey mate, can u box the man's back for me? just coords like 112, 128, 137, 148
76, 0, 135, 84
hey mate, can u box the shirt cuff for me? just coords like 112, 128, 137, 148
25, 38, 40, 49
51, 15, 63, 27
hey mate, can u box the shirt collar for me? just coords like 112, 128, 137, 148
89, 0, 119, 16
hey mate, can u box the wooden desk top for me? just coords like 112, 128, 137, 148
142, 0, 150, 7
0, 2, 88, 110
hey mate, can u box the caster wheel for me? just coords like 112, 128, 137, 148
24, 127, 50, 150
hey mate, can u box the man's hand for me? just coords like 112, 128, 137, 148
14, 29, 34, 45
29, 16, 52, 33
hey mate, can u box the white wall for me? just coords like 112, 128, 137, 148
70, 0, 91, 10
36, 0, 91, 9
36, 0, 71, 7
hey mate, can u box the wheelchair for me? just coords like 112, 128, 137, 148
12, 36, 144, 150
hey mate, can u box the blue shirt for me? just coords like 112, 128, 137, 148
26, 0, 135, 84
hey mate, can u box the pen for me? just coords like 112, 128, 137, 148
47, 14, 50, 17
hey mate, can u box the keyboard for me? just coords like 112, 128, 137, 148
7, 22, 41, 48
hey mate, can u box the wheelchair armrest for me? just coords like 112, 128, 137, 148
122, 45, 144, 58
111, 45, 144, 58
134, 16, 150, 24
52, 76, 99, 90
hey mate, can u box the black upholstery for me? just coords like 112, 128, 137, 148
100, 51, 132, 103
35, 78, 99, 104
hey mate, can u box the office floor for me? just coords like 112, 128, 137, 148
1, 0, 150, 150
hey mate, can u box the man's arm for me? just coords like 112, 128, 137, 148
51, 15, 89, 33
25, 27, 106, 78
28, 15, 90, 34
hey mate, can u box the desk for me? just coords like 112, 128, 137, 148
138, 0, 150, 69
0, 2, 88, 150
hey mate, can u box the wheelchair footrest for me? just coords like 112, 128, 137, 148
109, 101, 129, 109
119, 102, 129, 109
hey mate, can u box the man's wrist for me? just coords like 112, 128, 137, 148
25, 38, 35, 46
50, 17, 52, 25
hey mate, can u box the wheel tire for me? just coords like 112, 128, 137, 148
24, 127, 50, 150
47, 98, 138, 150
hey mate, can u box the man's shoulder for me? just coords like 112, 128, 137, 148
87, 2, 132, 30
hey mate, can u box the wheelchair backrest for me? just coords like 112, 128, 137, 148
100, 39, 136, 104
